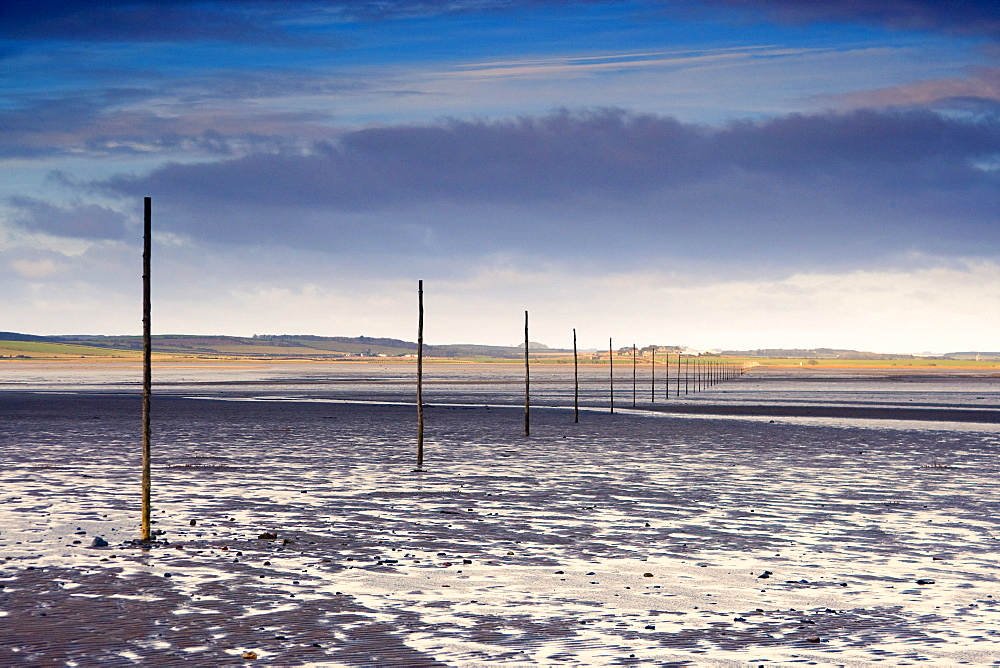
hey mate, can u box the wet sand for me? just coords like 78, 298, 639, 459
2, 366, 1000, 665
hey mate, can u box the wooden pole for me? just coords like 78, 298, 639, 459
140, 196, 152, 542
676, 353, 681, 397
416, 280, 424, 470
650, 346, 655, 403
632, 343, 637, 408
664, 347, 669, 400
524, 310, 530, 437
609, 337, 614, 413
573, 328, 579, 424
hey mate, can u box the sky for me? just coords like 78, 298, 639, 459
2, 0, 999, 353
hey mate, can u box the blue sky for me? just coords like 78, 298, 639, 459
2, 0, 999, 352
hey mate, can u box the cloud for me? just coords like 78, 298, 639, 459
708, 0, 1000, 39
6, 197, 132, 240
818, 66, 1000, 112
103, 108, 1000, 205
439, 45, 817, 80
0, 79, 339, 160
93, 108, 1000, 267
7, 252, 70, 280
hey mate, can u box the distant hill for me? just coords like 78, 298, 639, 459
0, 332, 571, 359
1, 332, 994, 361
944, 352, 1000, 361
0, 332, 57, 342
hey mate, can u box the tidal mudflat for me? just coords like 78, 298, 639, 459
2, 363, 1000, 666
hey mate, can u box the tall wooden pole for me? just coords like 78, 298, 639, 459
524, 310, 530, 437
416, 280, 424, 470
140, 196, 152, 542
609, 337, 614, 413
573, 328, 579, 424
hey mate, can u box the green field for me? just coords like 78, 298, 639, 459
0, 340, 139, 359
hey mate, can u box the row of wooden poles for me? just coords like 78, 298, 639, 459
415, 284, 753, 469
139, 199, 752, 539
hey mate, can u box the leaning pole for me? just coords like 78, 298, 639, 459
140, 196, 152, 542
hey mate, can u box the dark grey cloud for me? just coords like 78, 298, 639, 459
95, 108, 1000, 268
712, 0, 1000, 39
7, 197, 131, 240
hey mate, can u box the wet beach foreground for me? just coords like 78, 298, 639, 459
1, 364, 1000, 665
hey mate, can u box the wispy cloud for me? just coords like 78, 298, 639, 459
818, 66, 1000, 111
0, 77, 346, 159
442, 45, 815, 79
